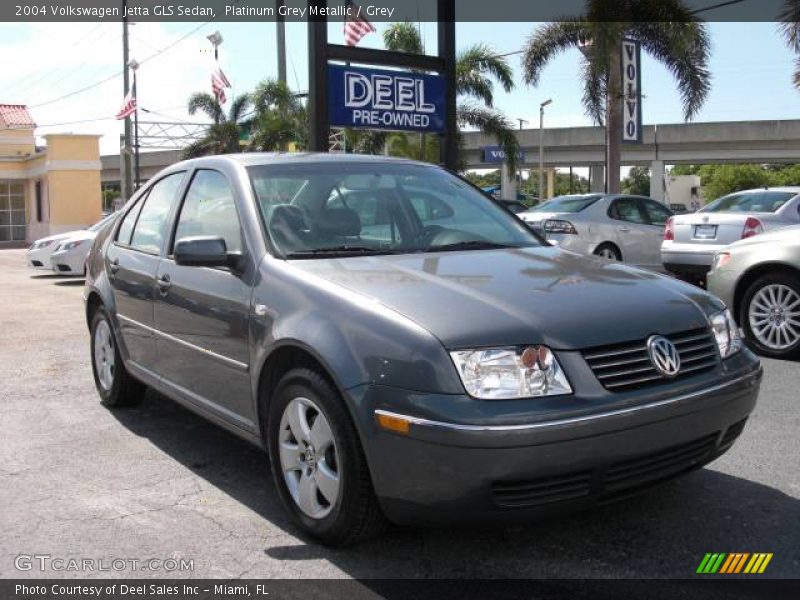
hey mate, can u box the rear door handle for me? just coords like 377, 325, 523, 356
157, 274, 171, 294
109, 258, 120, 274
619, 227, 631, 233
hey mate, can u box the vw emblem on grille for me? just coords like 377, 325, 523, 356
647, 335, 681, 378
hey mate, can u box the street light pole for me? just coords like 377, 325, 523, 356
128, 59, 140, 190
539, 99, 552, 202
516, 118, 528, 194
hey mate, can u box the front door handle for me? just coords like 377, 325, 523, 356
157, 274, 171, 295
619, 226, 631, 233
109, 258, 120, 274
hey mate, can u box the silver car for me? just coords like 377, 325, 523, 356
519, 194, 673, 270
662, 187, 800, 281
707, 224, 800, 359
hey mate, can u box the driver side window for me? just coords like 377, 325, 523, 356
609, 198, 648, 224
173, 170, 242, 254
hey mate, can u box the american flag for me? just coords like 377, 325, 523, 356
344, 0, 375, 47
115, 88, 136, 120
211, 67, 231, 105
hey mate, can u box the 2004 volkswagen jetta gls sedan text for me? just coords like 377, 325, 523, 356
84, 154, 763, 545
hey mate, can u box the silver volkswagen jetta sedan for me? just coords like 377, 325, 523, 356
662, 187, 800, 282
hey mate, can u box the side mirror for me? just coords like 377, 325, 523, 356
174, 236, 243, 271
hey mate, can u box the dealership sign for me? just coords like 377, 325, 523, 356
482, 146, 525, 164
621, 39, 642, 143
328, 64, 445, 133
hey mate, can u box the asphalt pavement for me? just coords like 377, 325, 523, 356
0, 248, 797, 580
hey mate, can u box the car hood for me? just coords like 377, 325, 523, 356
32, 232, 73, 246
53, 230, 96, 248
290, 246, 719, 350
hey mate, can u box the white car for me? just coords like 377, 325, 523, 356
49, 231, 97, 276
29, 213, 118, 276
519, 194, 673, 270
27, 233, 73, 269
662, 187, 800, 282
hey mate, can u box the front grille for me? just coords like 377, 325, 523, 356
492, 471, 592, 508
602, 434, 717, 497
583, 328, 719, 391
491, 431, 725, 509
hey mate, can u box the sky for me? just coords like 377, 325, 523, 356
0, 20, 797, 156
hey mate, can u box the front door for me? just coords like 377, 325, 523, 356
153, 169, 254, 429
107, 172, 186, 372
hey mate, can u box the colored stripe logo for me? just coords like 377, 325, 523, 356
696, 553, 773, 574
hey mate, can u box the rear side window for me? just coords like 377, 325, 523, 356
116, 197, 145, 245
173, 170, 242, 254
642, 200, 673, 226
608, 198, 647, 224
129, 173, 185, 254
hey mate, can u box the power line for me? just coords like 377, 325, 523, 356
28, 22, 211, 109
690, 0, 750, 15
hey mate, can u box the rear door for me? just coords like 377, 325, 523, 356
606, 196, 651, 265
106, 172, 186, 373
153, 169, 254, 427
640, 198, 674, 268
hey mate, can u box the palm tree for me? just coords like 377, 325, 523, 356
381, 23, 520, 170
249, 78, 308, 152
781, 0, 800, 88
521, 1, 711, 193
183, 92, 252, 158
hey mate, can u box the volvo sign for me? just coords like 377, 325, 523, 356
621, 38, 643, 144
328, 64, 446, 133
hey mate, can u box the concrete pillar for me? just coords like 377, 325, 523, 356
589, 165, 605, 193
546, 169, 555, 199
650, 160, 665, 202
501, 162, 517, 200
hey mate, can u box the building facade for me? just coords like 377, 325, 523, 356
0, 104, 102, 246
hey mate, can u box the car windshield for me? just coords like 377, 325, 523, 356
702, 191, 796, 213
248, 162, 542, 258
530, 195, 601, 213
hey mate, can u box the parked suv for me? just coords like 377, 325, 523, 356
85, 154, 762, 545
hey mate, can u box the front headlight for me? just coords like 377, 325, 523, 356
710, 309, 742, 359
450, 346, 572, 399
62, 239, 87, 251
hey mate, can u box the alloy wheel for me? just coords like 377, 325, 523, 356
93, 320, 115, 391
278, 397, 341, 520
748, 283, 800, 350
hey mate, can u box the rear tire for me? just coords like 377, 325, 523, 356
90, 307, 145, 407
267, 368, 386, 545
593, 243, 622, 261
740, 272, 800, 359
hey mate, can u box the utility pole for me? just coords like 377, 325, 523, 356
606, 39, 623, 194
129, 59, 140, 189
121, 0, 133, 202
276, 0, 287, 84
539, 99, 552, 201
515, 118, 528, 195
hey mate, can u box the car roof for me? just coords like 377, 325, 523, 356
724, 187, 800, 194
169, 152, 433, 170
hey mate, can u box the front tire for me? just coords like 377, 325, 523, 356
741, 272, 800, 359
90, 307, 145, 407
267, 368, 386, 545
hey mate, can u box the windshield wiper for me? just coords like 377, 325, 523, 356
428, 241, 517, 253
285, 246, 400, 258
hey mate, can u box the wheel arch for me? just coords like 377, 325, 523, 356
85, 290, 104, 329
255, 341, 349, 449
594, 241, 622, 260
733, 262, 800, 322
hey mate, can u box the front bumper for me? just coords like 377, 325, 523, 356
661, 242, 728, 276
50, 249, 85, 276
350, 355, 762, 525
